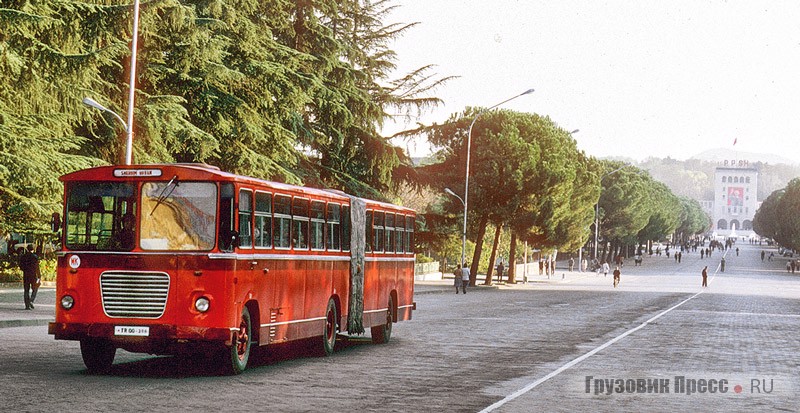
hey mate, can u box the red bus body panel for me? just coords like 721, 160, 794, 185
49, 164, 415, 356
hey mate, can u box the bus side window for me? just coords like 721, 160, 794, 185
273, 195, 291, 249
405, 215, 414, 254
342, 205, 351, 252
365, 210, 373, 253
238, 189, 253, 248
255, 192, 272, 248
395, 214, 404, 253
326, 203, 341, 251
373, 211, 385, 253
219, 183, 235, 251
310, 200, 325, 250
292, 198, 310, 250
385, 213, 395, 254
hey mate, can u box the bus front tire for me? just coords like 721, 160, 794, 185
223, 306, 251, 375
80, 338, 116, 374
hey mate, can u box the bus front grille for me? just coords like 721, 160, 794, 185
100, 271, 170, 318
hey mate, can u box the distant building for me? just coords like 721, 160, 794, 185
709, 161, 759, 238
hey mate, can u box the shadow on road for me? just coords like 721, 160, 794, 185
91, 334, 378, 378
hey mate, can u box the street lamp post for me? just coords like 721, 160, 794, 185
83, 0, 141, 166
460, 88, 535, 271
568, 129, 583, 271
444, 187, 466, 267
124, 0, 142, 166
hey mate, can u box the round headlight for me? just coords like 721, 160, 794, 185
61, 295, 75, 310
195, 297, 210, 313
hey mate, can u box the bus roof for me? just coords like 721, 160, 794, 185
60, 164, 415, 214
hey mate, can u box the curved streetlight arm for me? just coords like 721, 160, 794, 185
83, 97, 128, 131
444, 187, 465, 206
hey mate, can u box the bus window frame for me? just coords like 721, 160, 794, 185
254, 191, 273, 250
342, 204, 351, 252
326, 202, 342, 252
373, 210, 385, 253
238, 188, 253, 249
273, 194, 292, 250
292, 196, 310, 251
395, 214, 405, 253
310, 200, 326, 251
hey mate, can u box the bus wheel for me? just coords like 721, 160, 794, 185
322, 298, 338, 356
224, 306, 251, 375
80, 338, 116, 374
371, 296, 393, 344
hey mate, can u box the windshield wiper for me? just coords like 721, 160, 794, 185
150, 175, 179, 216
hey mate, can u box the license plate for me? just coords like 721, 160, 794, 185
114, 326, 150, 336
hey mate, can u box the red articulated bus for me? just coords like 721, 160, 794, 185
48, 164, 415, 374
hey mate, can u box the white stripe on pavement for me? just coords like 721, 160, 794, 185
479, 254, 728, 413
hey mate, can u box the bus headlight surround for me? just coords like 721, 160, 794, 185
195, 296, 210, 313
61, 295, 75, 310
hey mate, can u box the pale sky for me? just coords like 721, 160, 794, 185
385, 0, 800, 162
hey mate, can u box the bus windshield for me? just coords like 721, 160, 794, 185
65, 181, 218, 251
140, 181, 217, 251
65, 182, 137, 251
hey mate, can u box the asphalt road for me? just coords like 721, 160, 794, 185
1, 242, 798, 412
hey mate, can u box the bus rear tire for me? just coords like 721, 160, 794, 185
371, 296, 393, 344
322, 298, 338, 356
223, 306, 251, 375
80, 338, 116, 374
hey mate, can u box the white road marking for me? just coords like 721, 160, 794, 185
479, 252, 729, 412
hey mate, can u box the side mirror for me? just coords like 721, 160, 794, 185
51, 213, 62, 233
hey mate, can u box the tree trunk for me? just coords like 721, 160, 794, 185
469, 214, 490, 286
508, 231, 517, 283
484, 225, 502, 285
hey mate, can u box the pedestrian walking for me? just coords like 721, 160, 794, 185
18, 245, 40, 310
735, 247, 739, 256
700, 249, 704, 259
613, 266, 621, 288
701, 266, 708, 287
720, 257, 726, 272
461, 263, 470, 294
496, 262, 504, 283
454, 265, 463, 294
568, 257, 574, 272
602, 261, 610, 277
787, 261, 792, 273
761, 250, 765, 261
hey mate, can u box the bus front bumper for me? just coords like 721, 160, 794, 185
49, 322, 234, 348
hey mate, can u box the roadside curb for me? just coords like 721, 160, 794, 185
0, 319, 52, 328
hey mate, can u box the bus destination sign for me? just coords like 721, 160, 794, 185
113, 169, 163, 178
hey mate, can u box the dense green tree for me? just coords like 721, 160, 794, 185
753, 189, 783, 242
596, 162, 651, 261
675, 196, 710, 239
636, 181, 681, 244
1, 0, 448, 238
419, 109, 596, 283
754, 179, 800, 250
